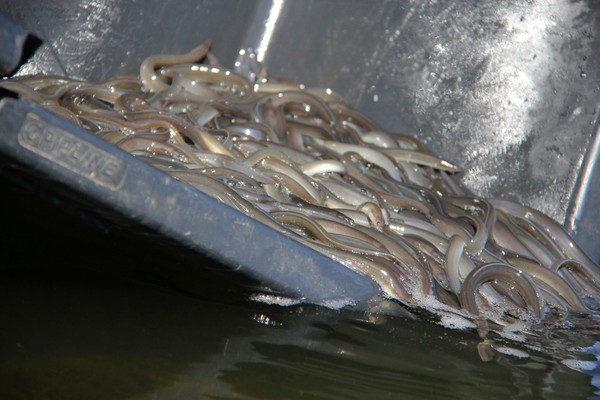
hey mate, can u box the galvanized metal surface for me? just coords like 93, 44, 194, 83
253, 0, 600, 261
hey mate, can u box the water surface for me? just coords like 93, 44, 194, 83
2, 178, 599, 399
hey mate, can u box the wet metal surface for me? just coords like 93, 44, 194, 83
254, 0, 600, 260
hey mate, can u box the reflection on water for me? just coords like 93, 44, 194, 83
1, 178, 600, 399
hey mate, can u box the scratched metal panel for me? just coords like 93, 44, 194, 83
0, 0, 598, 265
256, 0, 600, 262
0, 0, 255, 79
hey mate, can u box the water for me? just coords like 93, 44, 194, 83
2, 177, 600, 399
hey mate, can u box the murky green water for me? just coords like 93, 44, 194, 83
2, 178, 600, 399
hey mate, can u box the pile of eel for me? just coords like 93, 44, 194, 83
3, 39, 599, 330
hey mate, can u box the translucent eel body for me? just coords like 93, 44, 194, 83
3, 40, 599, 332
